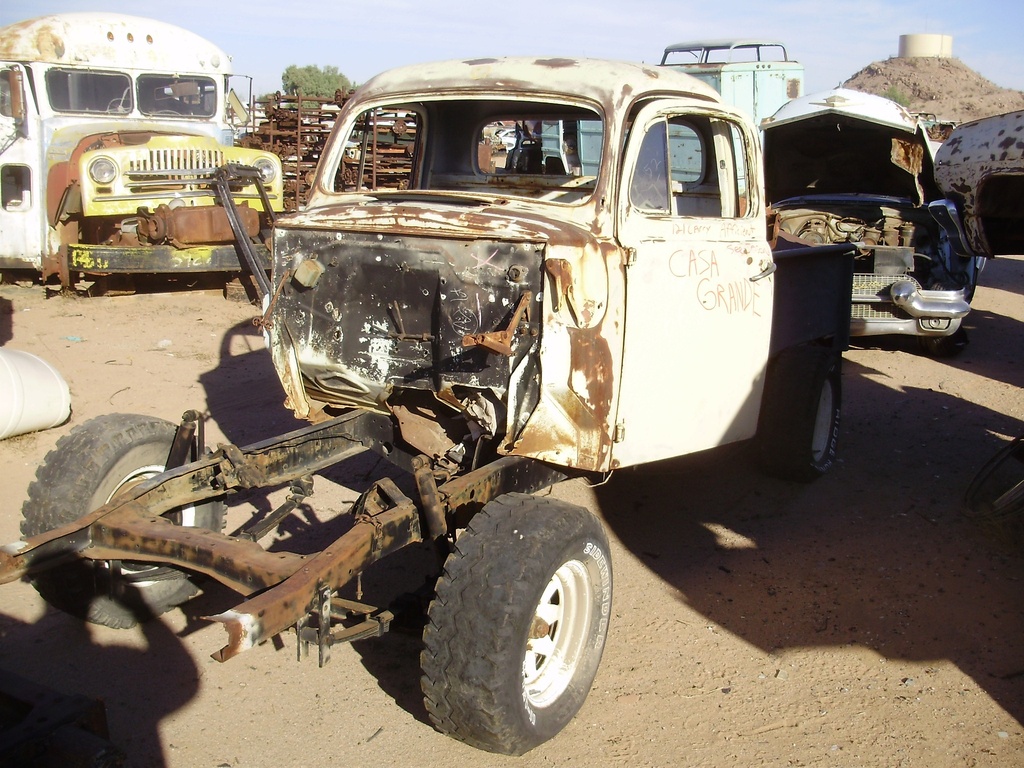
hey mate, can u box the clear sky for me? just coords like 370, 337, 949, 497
2, 0, 1021, 99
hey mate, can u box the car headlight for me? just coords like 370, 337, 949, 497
253, 156, 278, 184
88, 156, 118, 185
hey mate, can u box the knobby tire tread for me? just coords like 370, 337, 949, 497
21, 413, 222, 628
420, 492, 610, 755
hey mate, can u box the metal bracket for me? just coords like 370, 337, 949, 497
350, 477, 409, 561
388, 300, 434, 342
462, 290, 532, 356
238, 475, 313, 542
296, 588, 394, 668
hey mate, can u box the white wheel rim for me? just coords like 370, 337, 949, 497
108, 463, 198, 526
809, 381, 834, 462
523, 558, 593, 709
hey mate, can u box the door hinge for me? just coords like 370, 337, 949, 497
624, 247, 637, 267
613, 420, 626, 443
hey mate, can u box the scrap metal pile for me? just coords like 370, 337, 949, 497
241, 90, 417, 210
240, 90, 346, 210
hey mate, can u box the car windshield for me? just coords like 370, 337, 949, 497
328, 98, 603, 204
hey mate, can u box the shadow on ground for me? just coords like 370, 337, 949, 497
595, 356, 1024, 724
0, 609, 198, 766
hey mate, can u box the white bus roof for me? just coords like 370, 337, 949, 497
0, 13, 232, 75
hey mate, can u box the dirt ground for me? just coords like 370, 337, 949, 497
0, 256, 1022, 768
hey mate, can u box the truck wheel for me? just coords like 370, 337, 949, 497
755, 346, 841, 482
421, 493, 612, 755
21, 414, 225, 629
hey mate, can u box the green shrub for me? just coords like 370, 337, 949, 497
883, 85, 912, 107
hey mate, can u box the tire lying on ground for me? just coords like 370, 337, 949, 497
755, 345, 842, 482
21, 413, 225, 629
421, 492, 612, 755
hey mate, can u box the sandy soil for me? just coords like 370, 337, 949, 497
0, 258, 1022, 768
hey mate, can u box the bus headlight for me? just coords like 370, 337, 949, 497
87, 156, 118, 185
253, 157, 278, 184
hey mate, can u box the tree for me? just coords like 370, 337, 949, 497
281, 64, 354, 98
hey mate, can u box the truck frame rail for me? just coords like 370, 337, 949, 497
0, 410, 567, 663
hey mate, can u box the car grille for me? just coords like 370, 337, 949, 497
128, 148, 225, 176
851, 273, 918, 320
124, 148, 226, 192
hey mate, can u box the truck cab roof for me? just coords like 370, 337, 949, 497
353, 56, 722, 111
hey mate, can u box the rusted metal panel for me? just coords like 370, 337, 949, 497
66, 242, 269, 274
270, 226, 545, 409
934, 110, 1024, 257
345, 57, 719, 128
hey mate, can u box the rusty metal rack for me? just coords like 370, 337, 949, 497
240, 90, 349, 210
241, 92, 418, 209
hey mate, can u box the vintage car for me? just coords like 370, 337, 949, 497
762, 88, 984, 356
933, 109, 1024, 259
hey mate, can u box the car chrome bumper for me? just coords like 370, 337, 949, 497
850, 279, 970, 338
889, 280, 971, 320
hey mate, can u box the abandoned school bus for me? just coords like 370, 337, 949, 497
1, 58, 856, 756
0, 13, 283, 287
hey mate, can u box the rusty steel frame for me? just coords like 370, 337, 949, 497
0, 409, 568, 663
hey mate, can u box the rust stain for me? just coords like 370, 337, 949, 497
935, 111, 1024, 257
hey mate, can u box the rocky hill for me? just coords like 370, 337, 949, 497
842, 56, 1024, 124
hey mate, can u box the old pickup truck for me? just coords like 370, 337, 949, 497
1, 58, 853, 756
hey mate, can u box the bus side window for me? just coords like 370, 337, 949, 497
1, 165, 31, 211
0, 69, 13, 117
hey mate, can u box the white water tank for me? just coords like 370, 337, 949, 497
898, 34, 953, 58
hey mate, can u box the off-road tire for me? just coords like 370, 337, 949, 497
755, 345, 841, 482
421, 493, 612, 755
21, 413, 225, 628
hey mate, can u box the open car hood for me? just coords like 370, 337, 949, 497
762, 88, 941, 206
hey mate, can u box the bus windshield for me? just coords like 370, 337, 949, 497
137, 74, 217, 117
44, 69, 218, 118
46, 69, 133, 114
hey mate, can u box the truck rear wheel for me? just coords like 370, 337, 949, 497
21, 413, 225, 629
755, 346, 841, 481
420, 493, 612, 755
